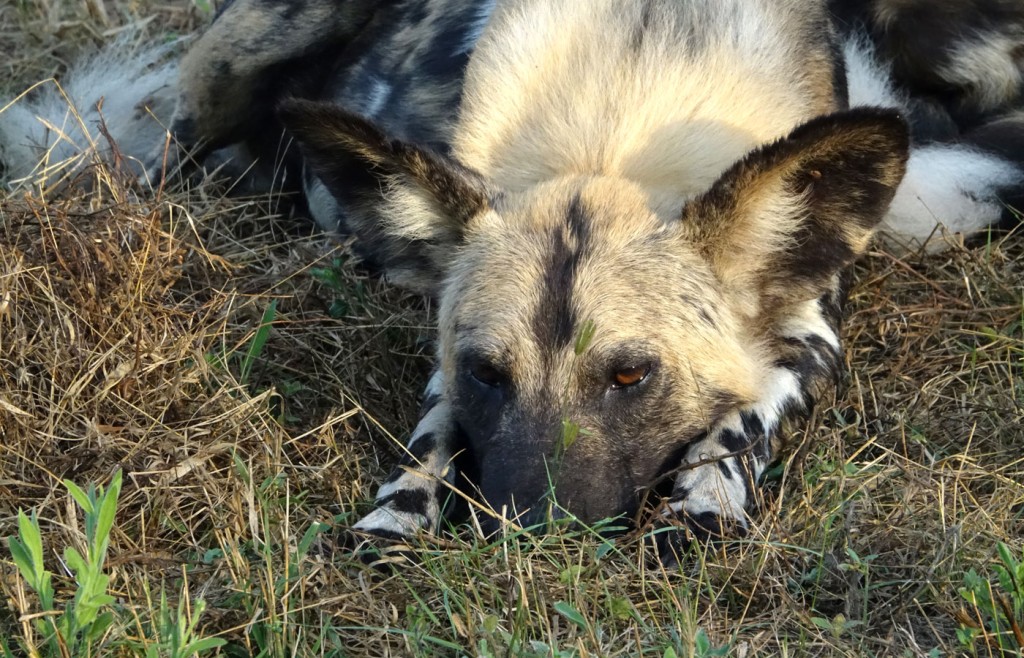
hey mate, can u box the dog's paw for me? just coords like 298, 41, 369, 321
344, 527, 420, 570
654, 504, 750, 567
342, 505, 434, 569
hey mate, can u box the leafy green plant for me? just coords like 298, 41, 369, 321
143, 589, 226, 658
4, 471, 224, 658
810, 613, 863, 641
956, 542, 1024, 654
6, 471, 123, 657
309, 257, 367, 318
692, 628, 730, 658
658, 628, 729, 658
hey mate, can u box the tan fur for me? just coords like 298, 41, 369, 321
437, 178, 765, 416
417, 0, 896, 425
455, 0, 837, 216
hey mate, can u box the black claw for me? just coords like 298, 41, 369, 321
314, 526, 421, 571
356, 537, 419, 572
683, 510, 728, 543
654, 526, 690, 568
653, 509, 750, 566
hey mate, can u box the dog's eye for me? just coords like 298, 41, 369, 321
470, 361, 506, 388
611, 363, 651, 388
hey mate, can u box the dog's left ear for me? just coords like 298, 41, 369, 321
681, 108, 909, 313
279, 99, 492, 295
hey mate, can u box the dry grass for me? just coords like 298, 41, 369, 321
1, 2, 1023, 656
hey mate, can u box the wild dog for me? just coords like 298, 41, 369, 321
2, 0, 1023, 563
275, 0, 1023, 560
280, 0, 911, 558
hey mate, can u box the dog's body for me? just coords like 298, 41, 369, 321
4, 0, 1023, 560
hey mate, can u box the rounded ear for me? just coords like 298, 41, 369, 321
278, 99, 492, 295
681, 108, 909, 311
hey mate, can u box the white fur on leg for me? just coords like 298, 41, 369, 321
669, 426, 751, 528
353, 505, 432, 539
668, 366, 802, 527
304, 172, 343, 233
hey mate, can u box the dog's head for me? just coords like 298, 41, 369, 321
281, 100, 907, 527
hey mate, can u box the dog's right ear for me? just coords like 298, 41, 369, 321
279, 99, 492, 295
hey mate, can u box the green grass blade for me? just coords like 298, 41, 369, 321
183, 637, 228, 655
574, 319, 597, 355
232, 451, 252, 486
298, 521, 326, 559
240, 299, 277, 385
553, 601, 589, 631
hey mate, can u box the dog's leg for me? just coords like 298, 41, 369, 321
659, 289, 846, 562
160, 0, 386, 176
352, 369, 456, 542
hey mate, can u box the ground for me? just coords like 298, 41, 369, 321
1, 2, 1022, 656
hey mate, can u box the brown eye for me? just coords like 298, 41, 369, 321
470, 362, 505, 388
611, 363, 651, 388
